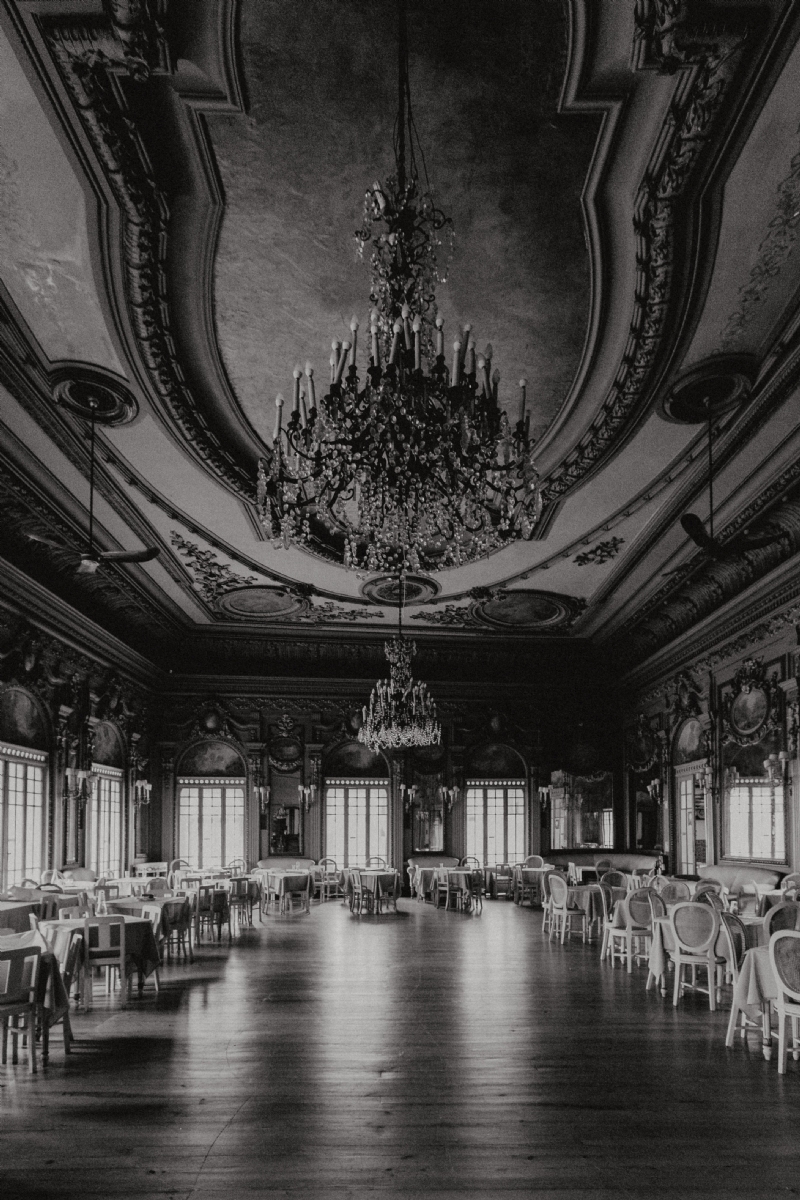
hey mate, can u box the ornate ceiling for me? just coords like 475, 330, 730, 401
1, 0, 800, 675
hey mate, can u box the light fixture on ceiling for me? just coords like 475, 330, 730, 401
358, 576, 441, 752
256, 0, 541, 574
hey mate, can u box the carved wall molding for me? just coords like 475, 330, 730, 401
39, 1, 256, 500
541, 1, 747, 503
721, 656, 781, 747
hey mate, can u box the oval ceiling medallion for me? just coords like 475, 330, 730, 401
659, 355, 757, 424
361, 574, 440, 607
217, 586, 304, 619
474, 590, 585, 630
51, 365, 139, 425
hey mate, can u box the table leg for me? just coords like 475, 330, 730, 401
761, 1001, 773, 1061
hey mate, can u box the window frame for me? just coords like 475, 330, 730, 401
723, 775, 787, 865
324, 777, 390, 868
0, 741, 47, 891
465, 778, 527, 866
88, 763, 124, 880
176, 776, 247, 870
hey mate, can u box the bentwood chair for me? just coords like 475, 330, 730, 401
595, 859, 612, 876
668, 902, 725, 1011
367, 856, 387, 869
228, 877, 251, 931
600, 870, 627, 890
548, 873, 588, 944
0, 945, 41, 1071
769, 930, 800, 1073
350, 870, 369, 914
694, 890, 725, 913
763, 901, 800, 940
319, 858, 340, 902
660, 880, 691, 905
163, 898, 193, 962
618, 889, 655, 973
523, 855, 544, 869
694, 880, 723, 899
598, 883, 619, 962
541, 870, 565, 935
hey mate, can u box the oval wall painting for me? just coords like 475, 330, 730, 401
730, 688, 768, 737
674, 718, 704, 765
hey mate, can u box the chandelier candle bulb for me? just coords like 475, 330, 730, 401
519, 377, 527, 424
349, 318, 358, 365
334, 342, 350, 385
413, 317, 421, 370
492, 368, 501, 404
292, 367, 302, 412
371, 321, 380, 365
305, 362, 316, 409
465, 338, 475, 376
273, 394, 284, 444
390, 320, 403, 364
452, 340, 462, 384
401, 305, 413, 351
435, 315, 444, 357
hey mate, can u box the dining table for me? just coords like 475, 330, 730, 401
39, 915, 161, 993
358, 868, 401, 912
646, 912, 766, 995
108, 896, 187, 939
725, 944, 778, 1060
568, 882, 626, 929
259, 868, 313, 914
0, 927, 74, 1060
0, 899, 41, 932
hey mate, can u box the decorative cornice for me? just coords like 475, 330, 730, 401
40, 2, 256, 499
541, 0, 747, 503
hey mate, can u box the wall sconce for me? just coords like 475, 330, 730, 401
255, 783, 270, 815
298, 785, 316, 812
133, 779, 152, 812
65, 767, 96, 805
538, 785, 551, 808
763, 751, 790, 784
400, 784, 417, 813
646, 779, 661, 803
437, 786, 460, 812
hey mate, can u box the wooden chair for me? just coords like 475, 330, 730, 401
769, 930, 800, 1074
763, 901, 800, 940
350, 870, 370, 914
0, 945, 41, 1071
660, 880, 691, 904
139, 906, 163, 993
617, 889, 654, 973
228, 877, 252, 931
523, 854, 544, 868
83, 917, 128, 1009
548, 873, 588, 944
227, 857, 247, 877
668, 902, 725, 1011
517, 867, 539, 907
598, 883, 619, 962
491, 863, 514, 900
595, 859, 612, 876
600, 870, 627, 889
319, 858, 340, 902
375, 872, 401, 915
460, 856, 481, 868
467, 869, 483, 915
694, 880, 723, 899
694, 890, 725, 913
163, 897, 193, 962
541, 870, 565, 935
367, 856, 387, 869
42, 928, 83, 1061
195, 886, 217, 940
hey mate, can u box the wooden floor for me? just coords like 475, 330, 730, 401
2, 899, 799, 1199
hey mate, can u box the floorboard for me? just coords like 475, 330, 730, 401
1, 899, 798, 1199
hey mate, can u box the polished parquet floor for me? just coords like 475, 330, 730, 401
2, 898, 799, 1200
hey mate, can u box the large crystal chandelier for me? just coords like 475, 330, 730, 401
359, 578, 441, 752
256, 0, 542, 574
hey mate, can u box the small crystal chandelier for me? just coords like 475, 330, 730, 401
359, 578, 441, 752
256, 0, 541, 574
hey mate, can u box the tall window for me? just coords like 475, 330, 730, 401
178, 777, 246, 869
725, 778, 785, 862
0, 743, 46, 889
466, 780, 525, 865
325, 778, 389, 867
88, 766, 123, 879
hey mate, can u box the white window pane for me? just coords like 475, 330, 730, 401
466, 787, 483, 864
326, 787, 345, 867
25, 766, 43, 881
486, 788, 503, 864
369, 787, 388, 862
225, 787, 245, 865
348, 787, 367, 868
202, 787, 223, 869
507, 788, 524, 862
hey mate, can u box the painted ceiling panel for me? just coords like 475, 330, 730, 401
0, 26, 122, 373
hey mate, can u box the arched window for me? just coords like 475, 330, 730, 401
0, 741, 46, 889
177, 777, 246, 869
87, 765, 123, 879
324, 778, 389, 867
465, 779, 525, 866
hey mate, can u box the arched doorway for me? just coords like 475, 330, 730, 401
464, 743, 528, 865
175, 739, 247, 870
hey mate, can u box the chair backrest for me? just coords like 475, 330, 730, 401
694, 890, 724, 912
319, 857, 338, 872
763, 901, 800, 939
350, 870, 363, 894
670, 901, 718, 953
461, 856, 481, 868
648, 890, 667, 919
601, 871, 627, 889
595, 859, 612, 874
626, 888, 653, 930
84, 916, 125, 962
28, 914, 39, 932
38, 883, 64, 893
720, 912, 747, 973
197, 885, 214, 911
145, 878, 168, 895
140, 905, 162, 936
523, 855, 544, 869
39, 897, 59, 921
0, 945, 40, 1005
769, 930, 800, 1003
781, 872, 800, 892
229, 877, 249, 898
660, 880, 691, 904
367, 856, 387, 868
694, 880, 722, 898
598, 883, 615, 923
227, 857, 247, 876
548, 873, 568, 908
541, 869, 566, 903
